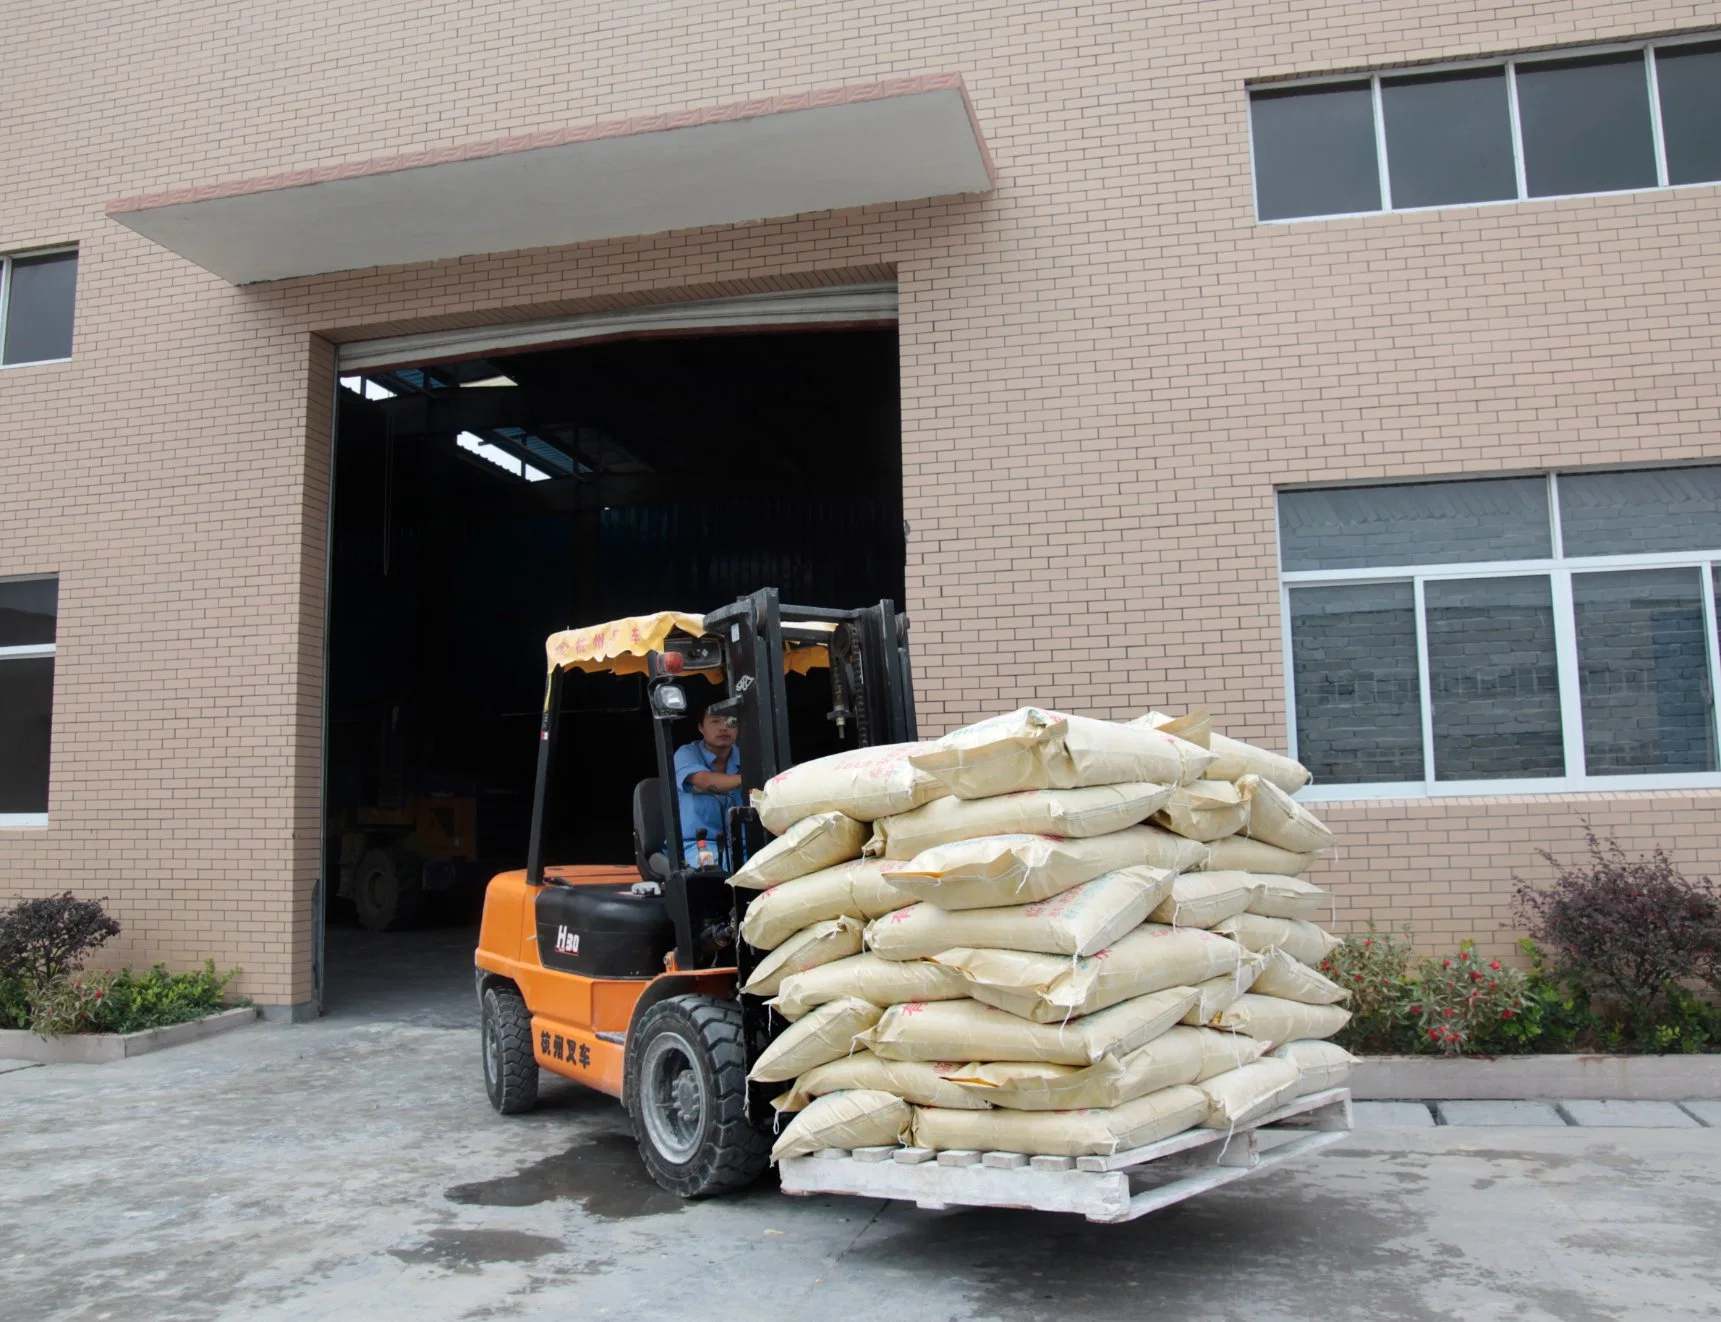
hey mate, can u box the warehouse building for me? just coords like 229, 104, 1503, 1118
3, 2, 1720, 1017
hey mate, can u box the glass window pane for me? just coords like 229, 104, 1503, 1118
0, 657, 54, 814
1656, 41, 1721, 187
1574, 568, 1716, 774
1250, 82, 1382, 221
2, 251, 78, 365
1279, 478, 1551, 572
1290, 582, 1424, 783
1515, 53, 1658, 198
1558, 466, 1721, 555
1381, 67, 1518, 208
1425, 576, 1565, 780
0, 577, 58, 646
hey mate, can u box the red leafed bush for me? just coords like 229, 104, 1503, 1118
0, 893, 121, 987
1513, 830, 1721, 1034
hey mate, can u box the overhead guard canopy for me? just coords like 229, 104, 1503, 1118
107, 75, 994, 285
546, 612, 831, 678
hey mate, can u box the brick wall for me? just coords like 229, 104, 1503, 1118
3, 0, 1720, 999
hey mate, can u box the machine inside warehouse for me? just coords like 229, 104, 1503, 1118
323, 320, 905, 943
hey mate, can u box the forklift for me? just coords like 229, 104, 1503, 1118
473, 588, 916, 1197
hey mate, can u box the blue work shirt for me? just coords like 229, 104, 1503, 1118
673, 738, 744, 868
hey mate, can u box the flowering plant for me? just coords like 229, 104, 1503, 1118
1408, 942, 1537, 1056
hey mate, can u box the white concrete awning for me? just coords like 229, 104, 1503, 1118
107, 75, 993, 284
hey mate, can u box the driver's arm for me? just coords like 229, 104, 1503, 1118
687, 769, 742, 792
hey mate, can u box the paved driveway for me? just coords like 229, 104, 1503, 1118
2, 928, 1718, 1322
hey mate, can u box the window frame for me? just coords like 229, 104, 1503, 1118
1249, 32, 1719, 223
0, 573, 57, 827
0, 245, 79, 369
1280, 472, 1721, 802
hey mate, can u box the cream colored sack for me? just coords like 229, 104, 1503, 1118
946, 1025, 1258, 1111
739, 916, 864, 998
748, 996, 882, 1083
1179, 950, 1267, 1025
867, 783, 1175, 860
1200, 836, 1317, 875
1152, 780, 1250, 843
768, 953, 970, 1021
1197, 1057, 1303, 1128
1240, 775, 1335, 854
729, 811, 868, 890
1210, 993, 1351, 1047
908, 708, 1213, 799
933, 924, 1244, 1022
912, 1084, 1209, 1156
863, 988, 1198, 1066
1212, 913, 1341, 966
1204, 733, 1311, 793
740, 859, 914, 951
1273, 1039, 1360, 1095
1133, 709, 1212, 749
754, 743, 946, 833
1148, 872, 1261, 929
771, 1090, 910, 1160
1242, 873, 1330, 921
864, 869, 1168, 961
773, 1051, 990, 1112
883, 827, 1205, 910
1248, 946, 1349, 1005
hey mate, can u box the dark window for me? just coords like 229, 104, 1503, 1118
1279, 477, 1551, 572
2, 251, 78, 366
1289, 582, 1424, 782
1574, 568, 1716, 774
1559, 466, 1721, 556
1250, 82, 1381, 220
1381, 68, 1518, 208
0, 577, 57, 646
1515, 53, 1658, 198
1425, 576, 1565, 779
1656, 41, 1721, 186
0, 658, 54, 814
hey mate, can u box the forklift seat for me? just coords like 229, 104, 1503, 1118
632, 778, 671, 882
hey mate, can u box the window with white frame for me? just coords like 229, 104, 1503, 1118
1, 248, 78, 366
1249, 36, 1721, 221
0, 577, 57, 826
1279, 469, 1721, 798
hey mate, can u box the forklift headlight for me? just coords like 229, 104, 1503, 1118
650, 683, 687, 718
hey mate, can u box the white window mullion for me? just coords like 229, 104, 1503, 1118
1371, 75, 1393, 211
1547, 472, 1564, 558
1280, 587, 1300, 764
1551, 568, 1587, 779
1414, 577, 1436, 784
0, 257, 11, 359
1506, 61, 1529, 199
0, 643, 56, 660
1701, 560, 1721, 768
1646, 46, 1670, 188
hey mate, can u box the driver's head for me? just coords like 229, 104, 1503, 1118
698, 705, 738, 751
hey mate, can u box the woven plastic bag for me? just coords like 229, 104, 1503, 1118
1197, 1056, 1303, 1128
862, 989, 1198, 1067
1179, 950, 1267, 1025
1202, 733, 1311, 793
748, 996, 882, 1083
768, 953, 970, 1021
771, 1090, 910, 1161
911, 1084, 1209, 1156
946, 1026, 1265, 1111
1273, 1039, 1360, 1096
1248, 946, 1349, 1005
754, 743, 945, 833
866, 783, 1175, 860
772, 1051, 991, 1111
739, 859, 914, 951
1200, 836, 1317, 876
1240, 775, 1335, 854
729, 811, 868, 890
882, 827, 1205, 910
1239, 873, 1329, 921
1147, 872, 1261, 929
1208, 994, 1351, 1048
1152, 780, 1250, 842
739, 916, 864, 998
1212, 913, 1341, 966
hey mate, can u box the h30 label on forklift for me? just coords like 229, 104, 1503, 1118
553, 925, 580, 955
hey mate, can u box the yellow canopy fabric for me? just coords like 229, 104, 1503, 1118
544, 611, 832, 676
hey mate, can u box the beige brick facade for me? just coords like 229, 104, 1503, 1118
3, 1, 1719, 1004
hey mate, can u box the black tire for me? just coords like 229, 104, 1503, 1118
481, 984, 539, 1115
353, 847, 424, 932
627, 995, 769, 1198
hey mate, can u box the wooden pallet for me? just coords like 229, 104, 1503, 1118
778, 1087, 1352, 1223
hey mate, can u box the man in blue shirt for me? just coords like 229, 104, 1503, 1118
672, 705, 744, 869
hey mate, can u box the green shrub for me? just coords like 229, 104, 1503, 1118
1405, 942, 1537, 1056
26, 969, 117, 1035
90, 962, 242, 1035
0, 974, 31, 1030
1318, 922, 1418, 1053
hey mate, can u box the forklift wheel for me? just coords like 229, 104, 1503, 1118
353, 848, 424, 932
628, 995, 770, 1198
481, 985, 539, 1115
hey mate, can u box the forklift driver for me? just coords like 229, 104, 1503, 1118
674, 704, 744, 869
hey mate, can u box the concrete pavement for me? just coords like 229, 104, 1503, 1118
2, 926, 1719, 1321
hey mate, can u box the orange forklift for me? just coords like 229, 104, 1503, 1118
473, 588, 916, 1196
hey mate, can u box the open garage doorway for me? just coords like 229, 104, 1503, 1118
320, 289, 904, 1011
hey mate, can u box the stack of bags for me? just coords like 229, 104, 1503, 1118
725, 708, 1358, 1163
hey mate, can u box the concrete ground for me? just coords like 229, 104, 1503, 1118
3, 927, 1720, 1322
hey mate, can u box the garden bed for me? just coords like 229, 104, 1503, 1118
0, 1005, 257, 1064
1352, 1051, 1721, 1102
